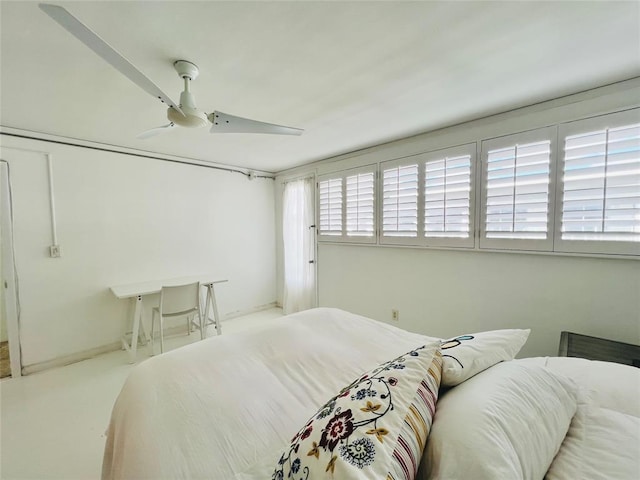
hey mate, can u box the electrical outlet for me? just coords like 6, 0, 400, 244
49, 245, 61, 258
392, 309, 399, 322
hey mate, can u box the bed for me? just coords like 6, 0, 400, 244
102, 308, 640, 480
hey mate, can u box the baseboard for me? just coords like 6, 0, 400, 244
22, 340, 123, 376
21, 302, 280, 375
222, 302, 279, 321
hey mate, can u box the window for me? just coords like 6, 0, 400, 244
555, 109, 640, 255
424, 147, 474, 246
316, 108, 639, 257
381, 144, 475, 247
318, 178, 342, 236
382, 163, 419, 239
480, 127, 557, 251
346, 171, 375, 236
318, 165, 376, 243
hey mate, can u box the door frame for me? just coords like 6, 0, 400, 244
1, 160, 22, 378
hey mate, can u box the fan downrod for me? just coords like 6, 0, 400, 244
167, 60, 208, 128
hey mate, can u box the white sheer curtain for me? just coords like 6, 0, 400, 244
282, 177, 315, 314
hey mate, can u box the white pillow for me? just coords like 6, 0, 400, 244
419, 361, 578, 480
441, 328, 530, 386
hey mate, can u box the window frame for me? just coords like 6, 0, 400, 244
553, 108, 640, 256
480, 126, 558, 252
313, 107, 639, 259
379, 143, 477, 248
422, 143, 476, 248
317, 164, 377, 244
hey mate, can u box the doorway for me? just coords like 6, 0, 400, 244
1, 160, 21, 378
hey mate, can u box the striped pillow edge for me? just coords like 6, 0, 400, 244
387, 351, 443, 480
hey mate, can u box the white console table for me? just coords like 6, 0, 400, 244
110, 275, 228, 362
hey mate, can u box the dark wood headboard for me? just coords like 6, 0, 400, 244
558, 331, 640, 368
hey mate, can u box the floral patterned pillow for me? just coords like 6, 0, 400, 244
272, 342, 442, 480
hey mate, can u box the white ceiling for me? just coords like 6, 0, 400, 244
1, 1, 639, 173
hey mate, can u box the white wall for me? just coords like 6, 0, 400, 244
1, 135, 276, 369
318, 244, 639, 357
276, 78, 640, 357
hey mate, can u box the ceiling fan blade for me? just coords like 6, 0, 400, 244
209, 111, 303, 136
39, 3, 184, 116
136, 123, 176, 140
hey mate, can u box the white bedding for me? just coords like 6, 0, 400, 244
102, 308, 437, 479
518, 357, 640, 480
102, 308, 640, 480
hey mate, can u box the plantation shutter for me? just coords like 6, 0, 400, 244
318, 165, 377, 243
346, 171, 375, 237
481, 127, 556, 251
382, 163, 419, 239
555, 109, 640, 255
318, 178, 342, 236
381, 144, 476, 247
424, 154, 472, 239
561, 123, 640, 242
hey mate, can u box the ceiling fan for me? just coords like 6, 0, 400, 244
38, 3, 304, 139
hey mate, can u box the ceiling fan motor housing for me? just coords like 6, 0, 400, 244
167, 60, 208, 128
167, 101, 208, 128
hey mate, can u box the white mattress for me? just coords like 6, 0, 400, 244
102, 309, 640, 479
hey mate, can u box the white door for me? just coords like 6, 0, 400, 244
282, 176, 316, 314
